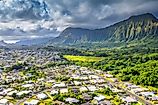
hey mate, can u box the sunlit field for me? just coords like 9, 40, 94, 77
64, 55, 105, 62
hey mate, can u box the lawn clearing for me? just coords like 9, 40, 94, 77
64, 55, 105, 62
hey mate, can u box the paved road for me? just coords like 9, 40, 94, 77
109, 81, 153, 105
16, 98, 27, 105
94, 72, 154, 105
125, 89, 153, 105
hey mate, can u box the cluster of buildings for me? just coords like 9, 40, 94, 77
0, 65, 141, 105
21, 65, 144, 105
104, 73, 158, 105
0, 49, 157, 105
0, 69, 46, 105
123, 82, 158, 104
0, 64, 158, 104
0, 49, 64, 67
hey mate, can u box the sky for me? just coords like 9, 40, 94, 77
0, 0, 158, 43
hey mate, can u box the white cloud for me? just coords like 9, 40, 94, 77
96, 5, 114, 20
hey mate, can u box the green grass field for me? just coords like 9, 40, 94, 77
64, 55, 105, 62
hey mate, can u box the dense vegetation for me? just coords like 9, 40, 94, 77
63, 47, 158, 89
111, 54, 158, 87
42, 46, 91, 56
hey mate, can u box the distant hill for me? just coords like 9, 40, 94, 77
0, 40, 18, 49
0, 40, 8, 47
16, 37, 54, 46
51, 13, 158, 45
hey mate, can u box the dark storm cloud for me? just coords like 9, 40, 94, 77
0, 0, 158, 41
0, 0, 158, 24
45, 0, 158, 29
0, 0, 50, 20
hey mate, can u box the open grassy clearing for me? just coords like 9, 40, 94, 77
64, 55, 105, 62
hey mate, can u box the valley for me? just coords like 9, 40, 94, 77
0, 12, 158, 105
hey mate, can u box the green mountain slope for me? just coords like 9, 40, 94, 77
52, 13, 158, 46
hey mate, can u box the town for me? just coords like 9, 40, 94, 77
0, 49, 64, 68
0, 49, 158, 105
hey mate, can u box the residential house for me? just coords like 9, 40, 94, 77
17, 91, 32, 97
53, 82, 66, 88
80, 86, 88, 92
0, 99, 9, 105
99, 100, 111, 105
122, 96, 137, 104
74, 81, 82, 86
22, 84, 34, 89
37, 93, 48, 100
87, 85, 98, 92
94, 95, 106, 103
149, 95, 158, 101
50, 90, 59, 95
24, 100, 39, 105
104, 74, 113, 78
65, 97, 79, 104
60, 88, 68, 94
82, 93, 92, 101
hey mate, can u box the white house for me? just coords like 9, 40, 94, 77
80, 76, 88, 80
17, 91, 31, 97
131, 87, 148, 94
99, 100, 111, 105
24, 100, 39, 105
89, 75, 100, 79
122, 96, 137, 104
22, 84, 34, 88
87, 85, 98, 92
97, 79, 105, 84
74, 81, 82, 86
60, 88, 68, 94
140, 92, 155, 97
104, 74, 113, 78
0, 99, 9, 105
149, 95, 158, 101
53, 82, 66, 88
80, 86, 88, 92
127, 85, 140, 90
37, 93, 48, 100
50, 90, 59, 95
65, 97, 79, 104
80, 67, 88, 71
71, 75, 80, 80
94, 95, 106, 102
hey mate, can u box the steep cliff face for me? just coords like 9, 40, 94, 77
107, 13, 158, 41
53, 13, 158, 44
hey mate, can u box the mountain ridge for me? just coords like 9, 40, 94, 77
51, 13, 158, 45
